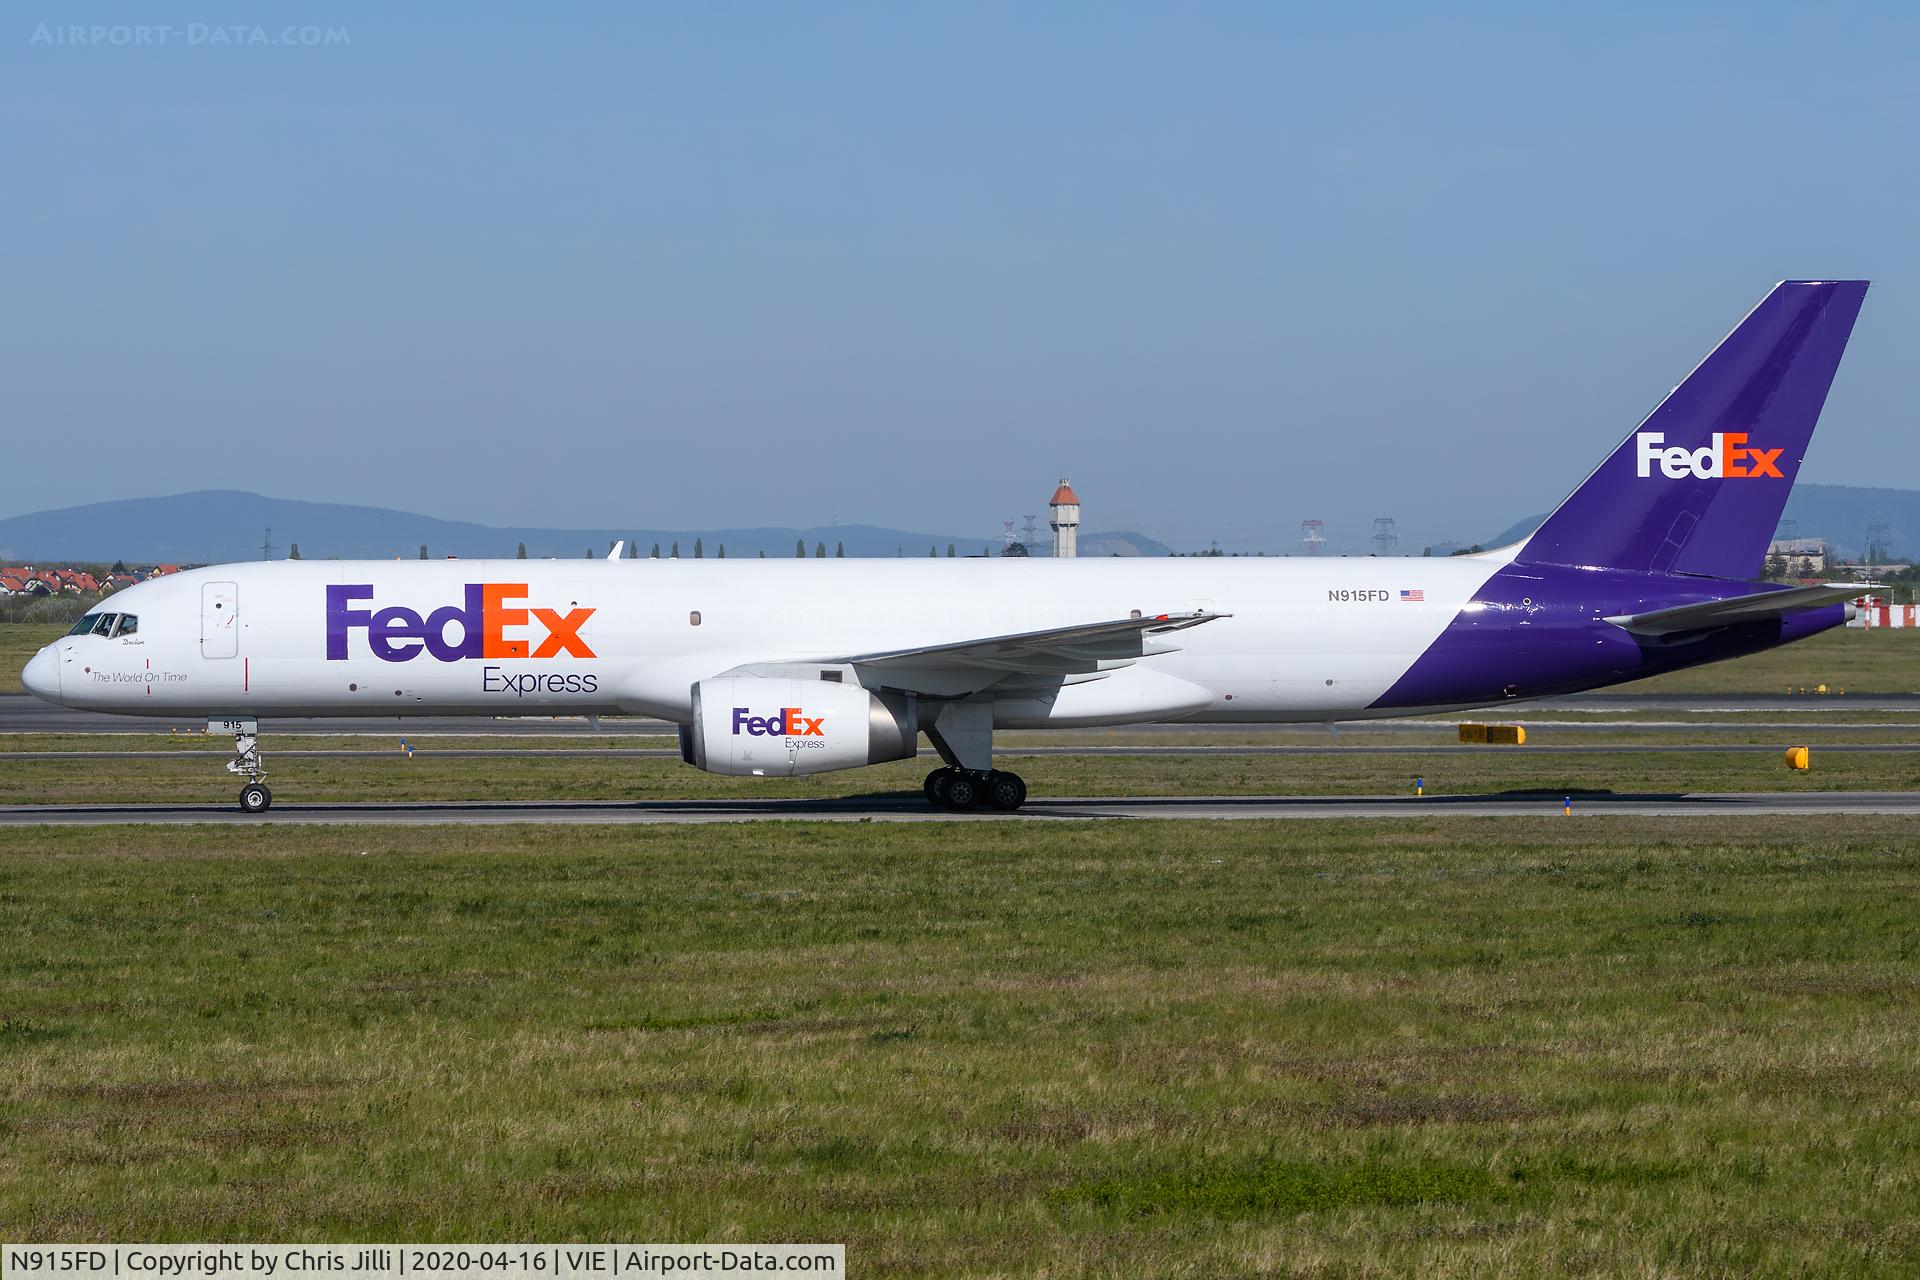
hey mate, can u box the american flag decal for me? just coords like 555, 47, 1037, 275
1400, 589, 1424, 601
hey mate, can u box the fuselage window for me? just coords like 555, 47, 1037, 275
689, 610, 702, 626
68, 613, 104, 636
112, 614, 138, 637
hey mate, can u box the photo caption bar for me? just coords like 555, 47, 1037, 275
3, 1247, 843, 1280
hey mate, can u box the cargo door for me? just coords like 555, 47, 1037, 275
201, 581, 239, 658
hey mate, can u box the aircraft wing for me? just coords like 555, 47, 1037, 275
813, 611, 1228, 695
1603, 583, 1866, 637
841, 611, 1225, 671
714, 612, 1229, 697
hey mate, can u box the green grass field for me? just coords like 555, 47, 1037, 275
0, 622, 63, 692
1620, 624, 1920, 694
3, 819, 1917, 1274
4, 743, 1916, 805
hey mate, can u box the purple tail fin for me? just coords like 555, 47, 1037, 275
1516, 280, 1868, 579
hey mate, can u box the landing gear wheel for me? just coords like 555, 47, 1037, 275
985, 770, 1028, 811
924, 768, 954, 804
942, 772, 980, 810
224, 722, 269, 808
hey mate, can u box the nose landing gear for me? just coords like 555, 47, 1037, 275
239, 781, 272, 813
216, 717, 271, 812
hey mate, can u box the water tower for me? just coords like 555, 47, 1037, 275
1049, 480, 1081, 558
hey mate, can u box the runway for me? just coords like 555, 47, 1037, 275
7, 741, 1920, 762
5, 791, 1920, 825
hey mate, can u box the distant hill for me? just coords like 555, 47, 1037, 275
0, 490, 1171, 563
1481, 483, 1920, 561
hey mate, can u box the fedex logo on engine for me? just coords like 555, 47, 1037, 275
732, 707, 824, 737
326, 584, 594, 662
1635, 432, 1784, 480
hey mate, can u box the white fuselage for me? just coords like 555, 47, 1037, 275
29, 554, 1516, 726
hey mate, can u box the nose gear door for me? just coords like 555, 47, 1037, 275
201, 581, 239, 658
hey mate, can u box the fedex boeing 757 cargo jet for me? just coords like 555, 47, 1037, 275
20, 281, 1872, 812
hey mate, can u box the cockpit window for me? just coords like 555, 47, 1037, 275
66, 612, 139, 637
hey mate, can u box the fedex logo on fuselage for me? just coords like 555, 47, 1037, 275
326, 583, 594, 662
1634, 432, 1784, 480
732, 707, 824, 737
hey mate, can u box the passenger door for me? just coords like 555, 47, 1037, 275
201, 581, 239, 658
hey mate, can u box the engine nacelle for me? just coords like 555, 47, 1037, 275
683, 676, 918, 777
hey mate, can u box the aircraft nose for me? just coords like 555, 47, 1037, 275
21, 645, 61, 705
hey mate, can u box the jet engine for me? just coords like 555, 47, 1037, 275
681, 676, 918, 777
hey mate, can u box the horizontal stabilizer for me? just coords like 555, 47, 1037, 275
1603, 583, 1866, 636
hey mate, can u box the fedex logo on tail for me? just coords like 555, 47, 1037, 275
733, 707, 824, 737
326, 584, 594, 662
1635, 432, 1784, 480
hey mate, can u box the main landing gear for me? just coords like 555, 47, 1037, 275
220, 718, 272, 813
921, 699, 1027, 812
923, 766, 1027, 812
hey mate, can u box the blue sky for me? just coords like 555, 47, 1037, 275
3, 2, 1915, 551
